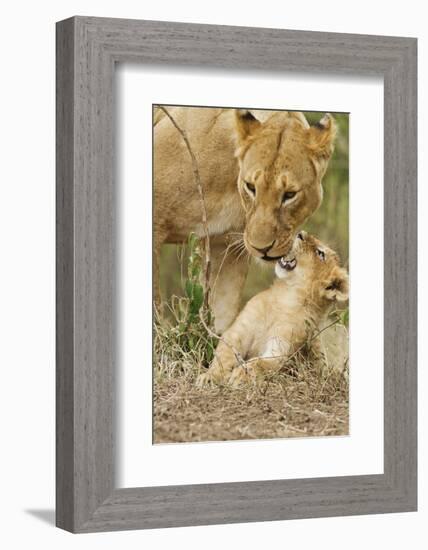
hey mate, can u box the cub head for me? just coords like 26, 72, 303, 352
275, 231, 349, 305
234, 109, 337, 262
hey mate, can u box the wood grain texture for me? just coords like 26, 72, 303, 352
56, 17, 75, 532
56, 16, 417, 533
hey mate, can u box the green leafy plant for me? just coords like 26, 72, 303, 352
184, 233, 205, 321
154, 234, 217, 373
330, 306, 349, 328
338, 307, 349, 327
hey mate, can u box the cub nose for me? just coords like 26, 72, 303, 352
251, 240, 276, 255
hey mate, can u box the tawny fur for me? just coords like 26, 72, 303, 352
198, 232, 348, 386
154, 107, 336, 332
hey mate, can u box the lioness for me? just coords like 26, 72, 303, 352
154, 107, 337, 332
198, 231, 349, 386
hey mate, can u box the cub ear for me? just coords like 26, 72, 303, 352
234, 109, 262, 143
322, 266, 349, 302
306, 114, 337, 173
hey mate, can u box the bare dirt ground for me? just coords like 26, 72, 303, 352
154, 325, 349, 444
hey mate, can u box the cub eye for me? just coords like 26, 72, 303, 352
316, 249, 326, 261
297, 232, 304, 241
245, 181, 256, 195
282, 191, 297, 203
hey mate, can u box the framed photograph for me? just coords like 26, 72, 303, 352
56, 16, 417, 532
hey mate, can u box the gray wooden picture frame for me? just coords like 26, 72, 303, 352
56, 16, 417, 533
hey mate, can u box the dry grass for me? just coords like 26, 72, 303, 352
154, 310, 349, 444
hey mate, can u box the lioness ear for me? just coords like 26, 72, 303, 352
306, 114, 337, 173
322, 266, 349, 302
234, 109, 262, 142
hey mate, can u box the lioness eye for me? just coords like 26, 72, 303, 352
282, 191, 296, 203
316, 249, 326, 261
245, 181, 256, 195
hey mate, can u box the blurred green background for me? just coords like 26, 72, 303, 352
159, 111, 349, 305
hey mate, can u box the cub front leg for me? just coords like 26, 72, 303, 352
229, 336, 291, 387
229, 356, 284, 388
197, 340, 240, 386
197, 316, 251, 386
208, 235, 249, 334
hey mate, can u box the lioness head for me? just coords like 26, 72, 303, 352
275, 231, 349, 304
234, 109, 337, 262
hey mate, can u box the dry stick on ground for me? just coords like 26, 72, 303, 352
158, 106, 212, 308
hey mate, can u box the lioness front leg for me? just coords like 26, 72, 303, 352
208, 235, 249, 334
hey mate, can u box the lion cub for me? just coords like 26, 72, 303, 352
198, 231, 349, 386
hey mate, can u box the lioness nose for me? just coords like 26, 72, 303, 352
251, 240, 276, 255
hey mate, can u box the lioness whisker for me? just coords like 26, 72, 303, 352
235, 246, 249, 264
210, 240, 240, 293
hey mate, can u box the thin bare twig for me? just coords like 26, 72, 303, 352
158, 106, 211, 308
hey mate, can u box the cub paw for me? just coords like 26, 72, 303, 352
196, 369, 227, 388
196, 371, 214, 388
228, 365, 256, 388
